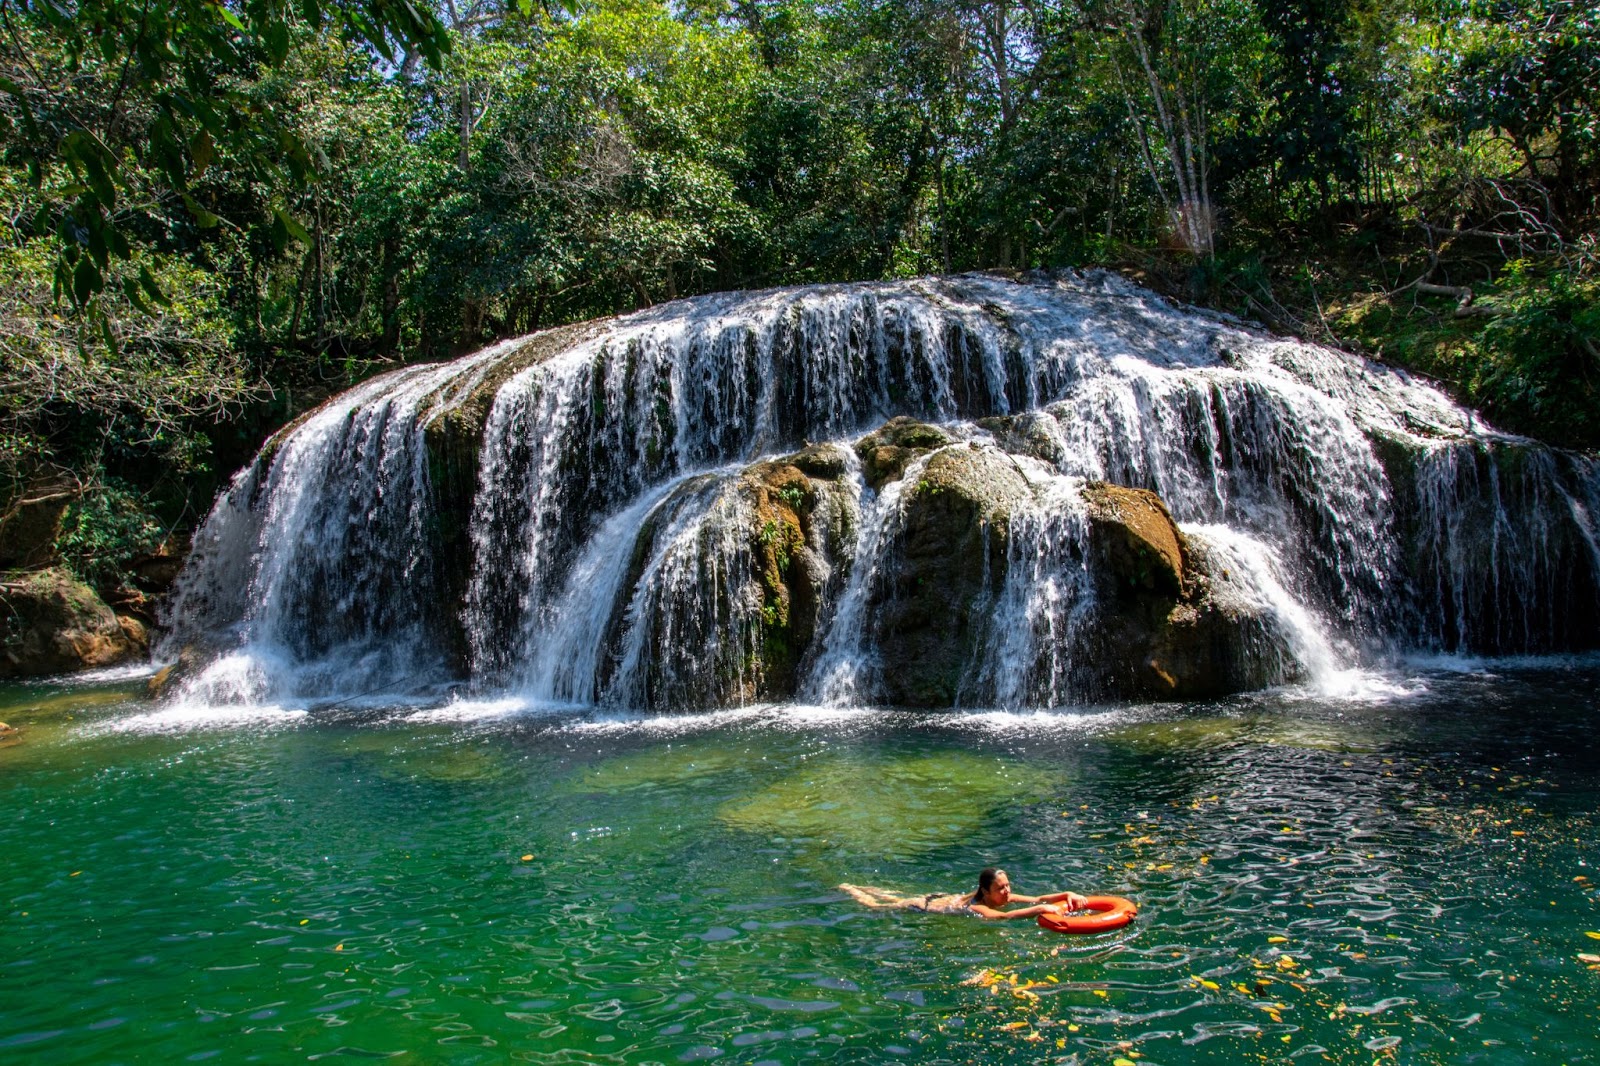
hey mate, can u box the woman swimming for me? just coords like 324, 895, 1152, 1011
840, 868, 1089, 920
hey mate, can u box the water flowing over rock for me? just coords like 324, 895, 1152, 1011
159, 271, 1600, 710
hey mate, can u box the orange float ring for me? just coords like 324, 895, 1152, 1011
1036, 895, 1137, 934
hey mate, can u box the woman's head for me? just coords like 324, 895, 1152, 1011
976, 867, 1011, 905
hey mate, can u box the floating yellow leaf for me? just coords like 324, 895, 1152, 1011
1094, 989, 1109, 998
1000, 1021, 1028, 1031
1067, 1023, 1080, 1032
1267, 936, 1287, 943
521, 854, 534, 861
299, 919, 309, 926
334, 944, 344, 951
1586, 932, 1600, 941
1114, 1059, 1136, 1066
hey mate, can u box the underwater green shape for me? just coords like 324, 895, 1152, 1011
333, 729, 518, 784
1107, 712, 1387, 755
567, 734, 772, 795
717, 749, 1057, 857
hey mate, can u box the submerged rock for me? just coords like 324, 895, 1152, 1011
0, 568, 147, 678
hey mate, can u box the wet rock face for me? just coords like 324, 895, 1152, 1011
1081, 483, 1185, 597
740, 460, 827, 698
0, 568, 147, 678
867, 443, 1032, 707
854, 417, 954, 491
592, 447, 858, 710
1078, 484, 1291, 699
737, 451, 859, 701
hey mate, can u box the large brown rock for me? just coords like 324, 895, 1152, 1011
869, 442, 1033, 706
1081, 483, 1185, 597
1079, 484, 1290, 699
0, 568, 147, 678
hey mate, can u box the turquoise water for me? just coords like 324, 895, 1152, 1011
3, 666, 1599, 1064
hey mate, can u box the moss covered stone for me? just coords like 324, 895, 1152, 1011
0, 567, 145, 678
854, 416, 954, 491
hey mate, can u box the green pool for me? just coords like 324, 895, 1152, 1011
3, 665, 1598, 1064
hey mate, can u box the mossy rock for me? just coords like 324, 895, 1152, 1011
0, 568, 144, 679
869, 444, 1031, 706
741, 461, 821, 695
788, 443, 852, 479
854, 417, 955, 491
1076, 489, 1292, 701
1082, 482, 1186, 597
975, 412, 1066, 465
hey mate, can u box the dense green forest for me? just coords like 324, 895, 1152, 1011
2, 0, 1596, 597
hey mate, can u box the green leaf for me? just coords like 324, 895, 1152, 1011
190, 130, 215, 176
218, 7, 246, 32
274, 207, 313, 247
100, 315, 120, 360
263, 19, 290, 64
72, 257, 103, 306
182, 195, 221, 229
138, 266, 170, 308
122, 277, 152, 316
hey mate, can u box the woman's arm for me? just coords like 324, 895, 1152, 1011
970, 903, 1066, 920
1036, 891, 1090, 908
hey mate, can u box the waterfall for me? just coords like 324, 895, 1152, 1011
161, 272, 1600, 710
975, 466, 1097, 709
802, 451, 927, 706
160, 343, 509, 705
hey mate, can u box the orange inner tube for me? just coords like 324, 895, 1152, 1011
1036, 895, 1138, 934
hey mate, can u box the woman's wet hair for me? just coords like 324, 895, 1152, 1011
975, 867, 1003, 901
